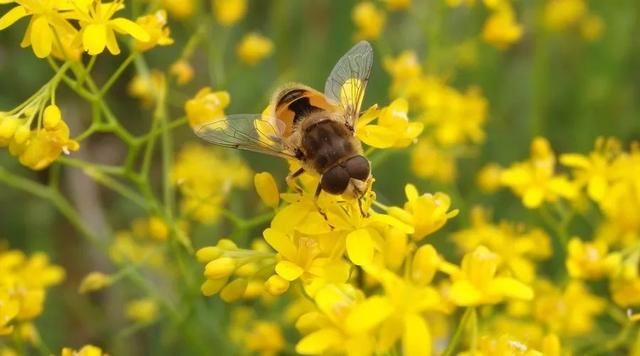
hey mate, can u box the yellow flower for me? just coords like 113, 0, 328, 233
453, 207, 551, 283
263, 228, 350, 296
295, 284, 392, 355
411, 139, 457, 183
12, 120, 79, 171
244, 322, 285, 356
134, 9, 174, 51
213, 0, 247, 26
610, 277, 640, 307
184, 87, 231, 128
356, 99, 424, 149
78, 272, 112, 294
566, 237, 620, 279
448, 246, 534, 306
560, 137, 621, 203
446, 0, 477, 6
61, 345, 105, 356
169, 59, 194, 85
500, 137, 578, 208
477, 163, 503, 193
0, 0, 79, 59
236, 32, 274, 65
127, 70, 165, 107
71, 0, 150, 55
388, 184, 458, 241
352, 2, 385, 40
0, 291, 19, 335
533, 280, 605, 336
162, 0, 195, 20
383, 51, 423, 98
544, 0, 587, 30
482, 5, 523, 49
125, 298, 158, 323
172, 143, 251, 224
254, 172, 280, 209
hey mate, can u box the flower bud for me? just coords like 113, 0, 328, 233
254, 172, 280, 208
13, 124, 31, 144
201, 277, 228, 296
265, 274, 289, 296
196, 246, 222, 263
204, 257, 236, 279
78, 272, 112, 293
220, 278, 248, 302
43, 105, 62, 129
0, 116, 20, 140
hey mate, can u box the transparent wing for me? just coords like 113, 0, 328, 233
324, 40, 373, 129
194, 114, 297, 159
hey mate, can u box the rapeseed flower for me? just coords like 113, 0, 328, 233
134, 9, 174, 52
61, 345, 105, 356
184, 87, 231, 128
236, 32, 274, 65
352, 2, 385, 40
213, 0, 247, 26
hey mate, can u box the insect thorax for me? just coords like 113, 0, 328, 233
300, 118, 359, 174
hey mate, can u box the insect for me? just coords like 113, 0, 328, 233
194, 41, 373, 199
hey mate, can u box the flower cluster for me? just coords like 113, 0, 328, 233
0, 0, 165, 59
447, 0, 523, 49
384, 50, 489, 183
172, 143, 252, 224
0, 247, 64, 335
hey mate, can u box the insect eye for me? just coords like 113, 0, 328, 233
321, 166, 350, 194
344, 156, 370, 181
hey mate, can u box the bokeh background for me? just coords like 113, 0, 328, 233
1, 0, 639, 354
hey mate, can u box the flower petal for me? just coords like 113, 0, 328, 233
346, 228, 375, 266
403, 313, 431, 356
0, 5, 27, 30
275, 260, 304, 281
105, 26, 120, 55
296, 328, 342, 355
263, 228, 297, 260
345, 296, 392, 334
83, 23, 107, 55
30, 16, 52, 58
110, 17, 150, 41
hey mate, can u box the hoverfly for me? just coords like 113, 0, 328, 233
194, 41, 373, 199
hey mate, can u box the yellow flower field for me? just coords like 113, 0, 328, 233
0, 0, 639, 355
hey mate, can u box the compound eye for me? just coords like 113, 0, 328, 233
344, 156, 370, 181
320, 166, 350, 195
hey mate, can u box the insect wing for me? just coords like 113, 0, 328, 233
194, 114, 297, 159
323, 40, 373, 129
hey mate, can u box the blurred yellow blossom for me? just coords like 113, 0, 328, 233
134, 9, 174, 52
459, 334, 543, 356
170, 59, 194, 85
0, 248, 64, 334
127, 71, 166, 107
566, 237, 620, 279
78, 272, 112, 294
213, 0, 247, 26
125, 298, 158, 323
352, 2, 385, 40
534, 280, 605, 336
61, 345, 105, 356
236, 32, 274, 65
163, 0, 195, 20
448, 246, 534, 306
580, 15, 604, 41
544, 0, 586, 30
477, 163, 504, 193
482, 5, 523, 49
184, 87, 231, 128
172, 143, 251, 224
411, 139, 457, 183
500, 137, 578, 208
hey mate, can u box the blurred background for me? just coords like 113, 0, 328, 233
0, 0, 639, 354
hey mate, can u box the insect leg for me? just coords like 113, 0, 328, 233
313, 183, 329, 221
286, 167, 305, 193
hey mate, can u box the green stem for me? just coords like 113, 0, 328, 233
442, 307, 474, 356
100, 52, 136, 97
